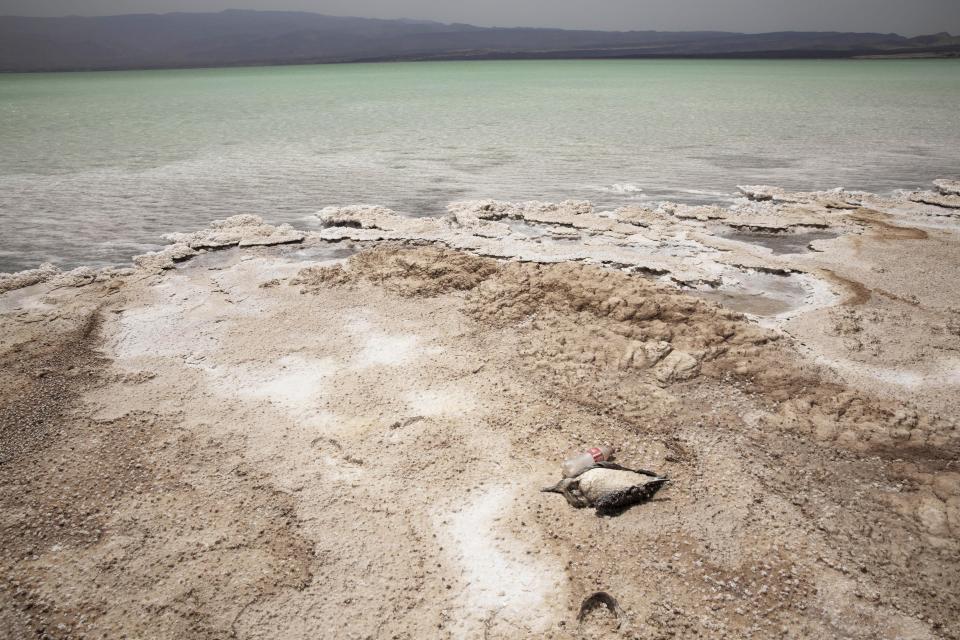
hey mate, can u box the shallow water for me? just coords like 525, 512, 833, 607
721, 230, 840, 255
693, 288, 796, 317
692, 271, 812, 316
2, 59, 959, 272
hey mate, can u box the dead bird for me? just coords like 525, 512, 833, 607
542, 462, 668, 515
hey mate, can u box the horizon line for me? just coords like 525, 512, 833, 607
0, 8, 952, 39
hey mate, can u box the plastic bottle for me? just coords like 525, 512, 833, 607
562, 445, 615, 478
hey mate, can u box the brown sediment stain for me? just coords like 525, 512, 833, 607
297, 247, 956, 457
0, 288, 315, 639
876, 288, 921, 306
820, 268, 871, 306
0, 305, 104, 463
849, 208, 928, 241
846, 233, 864, 257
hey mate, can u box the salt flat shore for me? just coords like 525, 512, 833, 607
1, 180, 959, 639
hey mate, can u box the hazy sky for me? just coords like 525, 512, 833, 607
2, 0, 959, 35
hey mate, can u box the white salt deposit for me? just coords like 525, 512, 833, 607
406, 386, 476, 418
204, 354, 338, 425
434, 485, 564, 638
354, 332, 421, 367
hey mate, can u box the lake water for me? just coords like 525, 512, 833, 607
1, 59, 958, 272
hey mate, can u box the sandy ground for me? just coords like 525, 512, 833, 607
1, 182, 959, 639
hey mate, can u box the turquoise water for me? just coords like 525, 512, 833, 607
1, 59, 958, 272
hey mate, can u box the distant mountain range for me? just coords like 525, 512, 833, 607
1, 10, 958, 72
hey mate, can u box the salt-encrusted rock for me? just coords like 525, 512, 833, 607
164, 214, 259, 248
545, 226, 582, 239
652, 350, 701, 384
606, 207, 653, 227
134, 243, 198, 272
311, 196, 842, 294
517, 201, 597, 227
738, 185, 784, 202
727, 218, 797, 232
217, 214, 263, 227
0, 262, 61, 294
449, 199, 594, 222
318, 204, 514, 241
665, 199, 830, 230
318, 205, 400, 229
933, 179, 960, 196
909, 191, 960, 210
446, 199, 521, 221
237, 223, 305, 247
443, 207, 512, 237
729, 216, 829, 232
165, 214, 304, 249
101, 267, 136, 278
817, 195, 860, 210
48, 266, 98, 289
665, 204, 729, 221
450, 199, 640, 235
716, 256, 796, 276
737, 185, 860, 210
318, 205, 449, 235
625, 340, 673, 370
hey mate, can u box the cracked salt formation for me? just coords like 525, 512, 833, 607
5, 179, 958, 326
4, 180, 959, 367
313, 196, 846, 317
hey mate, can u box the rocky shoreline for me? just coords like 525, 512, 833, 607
1, 180, 959, 639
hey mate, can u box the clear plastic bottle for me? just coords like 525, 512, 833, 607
562, 445, 615, 478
